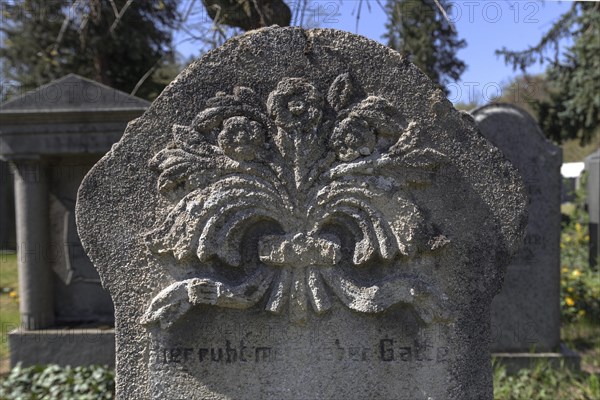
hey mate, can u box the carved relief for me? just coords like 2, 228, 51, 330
142, 74, 450, 328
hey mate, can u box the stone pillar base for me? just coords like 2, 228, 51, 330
492, 343, 580, 374
8, 328, 115, 367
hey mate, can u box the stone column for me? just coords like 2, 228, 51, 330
12, 159, 54, 329
0, 161, 16, 249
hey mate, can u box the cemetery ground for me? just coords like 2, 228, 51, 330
0, 252, 18, 373
0, 198, 598, 398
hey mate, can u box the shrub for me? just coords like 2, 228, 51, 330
560, 176, 600, 323
0, 364, 114, 400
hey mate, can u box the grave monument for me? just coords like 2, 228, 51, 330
585, 149, 599, 268
77, 28, 527, 399
472, 104, 579, 370
0, 74, 149, 366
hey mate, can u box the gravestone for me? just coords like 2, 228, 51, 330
77, 27, 527, 399
0, 74, 149, 367
585, 149, 599, 267
472, 104, 578, 370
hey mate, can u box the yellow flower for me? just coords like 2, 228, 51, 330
567, 287, 574, 293
561, 267, 569, 274
578, 310, 586, 317
571, 269, 581, 278
575, 223, 582, 233
565, 297, 575, 307
8, 290, 17, 298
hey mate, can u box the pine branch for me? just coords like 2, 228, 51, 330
495, 2, 579, 72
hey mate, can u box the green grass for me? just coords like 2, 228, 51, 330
494, 360, 600, 400
0, 253, 18, 289
0, 252, 19, 366
563, 321, 600, 374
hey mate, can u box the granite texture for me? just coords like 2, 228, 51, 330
77, 27, 527, 400
472, 104, 562, 353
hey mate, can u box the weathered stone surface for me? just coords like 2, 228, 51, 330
77, 27, 527, 400
472, 104, 561, 353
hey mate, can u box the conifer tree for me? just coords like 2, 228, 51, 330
384, 0, 466, 94
0, 0, 180, 100
496, 1, 599, 144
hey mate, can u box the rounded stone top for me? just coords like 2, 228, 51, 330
472, 103, 561, 160
78, 26, 526, 298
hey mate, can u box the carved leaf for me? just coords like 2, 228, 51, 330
146, 176, 290, 264
349, 96, 407, 136
150, 148, 219, 195
399, 148, 447, 170
312, 184, 399, 264
327, 73, 355, 112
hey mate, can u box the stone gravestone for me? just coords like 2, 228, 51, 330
77, 27, 527, 399
585, 149, 599, 268
0, 74, 149, 366
472, 105, 564, 359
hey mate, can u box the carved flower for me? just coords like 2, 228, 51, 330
144, 74, 451, 330
330, 116, 377, 161
267, 78, 323, 133
218, 116, 266, 161
329, 96, 407, 161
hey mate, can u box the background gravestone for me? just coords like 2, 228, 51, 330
585, 149, 599, 268
472, 104, 578, 369
0, 74, 149, 367
77, 27, 527, 400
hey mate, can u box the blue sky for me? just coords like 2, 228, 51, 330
177, 0, 573, 105
327, 0, 573, 104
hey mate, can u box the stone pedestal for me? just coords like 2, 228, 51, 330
8, 328, 115, 367
493, 344, 580, 374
